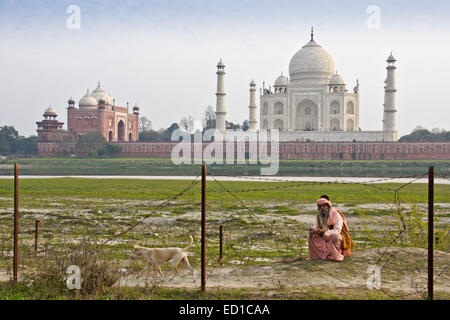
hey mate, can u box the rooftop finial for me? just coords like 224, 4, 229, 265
311, 26, 314, 41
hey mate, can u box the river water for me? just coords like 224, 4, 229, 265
0, 175, 448, 184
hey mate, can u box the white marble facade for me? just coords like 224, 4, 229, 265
255, 31, 397, 142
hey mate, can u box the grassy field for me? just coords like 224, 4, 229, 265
1, 157, 449, 177
0, 178, 448, 300
0, 177, 449, 203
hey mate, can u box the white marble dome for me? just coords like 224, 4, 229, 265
79, 90, 98, 108
91, 83, 113, 105
329, 73, 345, 85
289, 39, 336, 80
274, 73, 288, 86
44, 106, 57, 116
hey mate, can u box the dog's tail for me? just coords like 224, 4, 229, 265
184, 235, 193, 251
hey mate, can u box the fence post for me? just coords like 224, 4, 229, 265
201, 164, 206, 292
428, 166, 434, 300
13, 163, 19, 282
219, 225, 223, 263
35, 220, 40, 256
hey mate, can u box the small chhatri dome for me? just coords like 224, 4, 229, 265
217, 58, 225, 67
387, 52, 396, 62
79, 89, 98, 108
289, 31, 336, 81
329, 72, 345, 85
274, 72, 288, 86
44, 106, 57, 116
250, 79, 256, 86
67, 97, 75, 104
132, 104, 140, 115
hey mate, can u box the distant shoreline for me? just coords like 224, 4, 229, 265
0, 158, 448, 178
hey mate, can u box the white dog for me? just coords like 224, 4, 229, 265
133, 235, 196, 282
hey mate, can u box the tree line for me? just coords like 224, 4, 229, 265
0, 126, 37, 156
138, 105, 249, 142
399, 128, 449, 142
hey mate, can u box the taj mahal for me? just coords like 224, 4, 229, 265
215, 29, 398, 142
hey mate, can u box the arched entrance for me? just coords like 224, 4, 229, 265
346, 101, 355, 114
330, 101, 340, 115
129, 133, 133, 142
330, 118, 340, 131
273, 119, 283, 129
108, 130, 113, 142
346, 119, 354, 131
263, 103, 268, 115
274, 102, 283, 115
118, 120, 125, 142
296, 99, 318, 131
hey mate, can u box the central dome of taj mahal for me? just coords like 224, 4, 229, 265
288, 36, 336, 81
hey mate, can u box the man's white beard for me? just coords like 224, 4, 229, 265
318, 208, 329, 229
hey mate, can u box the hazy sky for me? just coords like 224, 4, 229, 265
1, 0, 449, 137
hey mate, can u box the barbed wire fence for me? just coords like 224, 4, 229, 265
202, 168, 449, 299
1, 166, 449, 299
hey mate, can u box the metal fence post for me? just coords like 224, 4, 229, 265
219, 225, 223, 263
35, 220, 40, 256
201, 164, 206, 291
13, 163, 19, 281
428, 166, 434, 300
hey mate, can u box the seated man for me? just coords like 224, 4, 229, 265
307, 196, 353, 261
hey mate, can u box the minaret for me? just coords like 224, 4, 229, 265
248, 79, 258, 130
382, 53, 398, 141
215, 59, 226, 135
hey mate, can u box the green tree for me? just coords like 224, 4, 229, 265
0, 126, 19, 155
179, 116, 194, 134
242, 120, 249, 131
202, 105, 216, 131
105, 143, 122, 155
163, 123, 180, 141
399, 129, 449, 142
225, 121, 241, 130
139, 129, 164, 142
139, 116, 152, 132
75, 132, 107, 156
75, 132, 123, 156
14, 136, 37, 156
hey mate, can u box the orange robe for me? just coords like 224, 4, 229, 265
308, 208, 352, 261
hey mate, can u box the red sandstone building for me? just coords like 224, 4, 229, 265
37, 82, 139, 155
67, 83, 139, 142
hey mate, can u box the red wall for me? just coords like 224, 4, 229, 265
115, 141, 450, 160
37, 141, 450, 160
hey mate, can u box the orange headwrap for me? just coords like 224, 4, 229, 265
316, 198, 332, 208
316, 198, 337, 226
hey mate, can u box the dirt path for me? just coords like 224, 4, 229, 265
1, 247, 448, 298
115, 248, 450, 296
